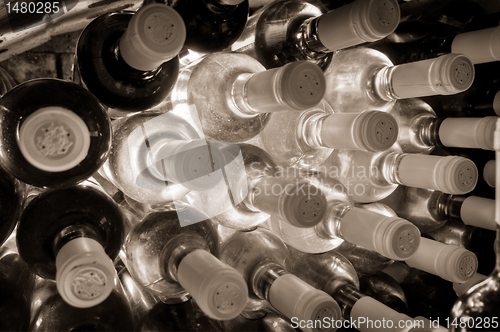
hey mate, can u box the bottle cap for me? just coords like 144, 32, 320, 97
398, 155, 478, 195
452, 25, 500, 64
453, 272, 488, 297
391, 54, 474, 99
18, 106, 91, 173
461, 196, 496, 231
281, 184, 328, 228
317, 0, 400, 51
493, 90, 500, 116
439, 117, 496, 151
119, 3, 186, 71
55, 238, 116, 308
269, 274, 340, 332
483, 160, 495, 187
355, 111, 398, 151
405, 237, 478, 283
341, 208, 421, 260
177, 250, 248, 320
279, 61, 326, 110
152, 140, 225, 191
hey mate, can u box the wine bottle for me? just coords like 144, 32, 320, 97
0, 78, 111, 188
268, 172, 421, 260
0, 234, 36, 332
449, 118, 500, 331
379, 186, 497, 233
358, 272, 408, 314
75, 3, 186, 118
30, 277, 134, 331
145, 0, 249, 54
334, 241, 394, 276
259, 100, 399, 168
289, 249, 433, 332
169, 53, 326, 143
324, 49, 474, 113
389, 98, 495, 154
368, 24, 500, 66
123, 206, 248, 320
315, 146, 478, 203
188, 144, 329, 231
219, 227, 342, 332
0, 166, 22, 247
100, 111, 233, 209
16, 183, 125, 308
483, 160, 495, 187
231, 0, 400, 70
425, 220, 497, 276
118, 261, 224, 331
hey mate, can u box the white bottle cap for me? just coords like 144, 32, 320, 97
177, 250, 248, 320
268, 274, 341, 332
18, 106, 91, 172
460, 196, 497, 230
151, 140, 224, 191
119, 3, 186, 71
341, 207, 421, 260
398, 155, 478, 195
245, 61, 326, 113
483, 160, 495, 187
439, 117, 496, 150
452, 272, 488, 297
405, 237, 478, 283
493, 90, 500, 116
322, 111, 398, 152
452, 25, 500, 64
391, 54, 474, 99
351, 296, 415, 332
55, 237, 116, 308
317, 0, 400, 51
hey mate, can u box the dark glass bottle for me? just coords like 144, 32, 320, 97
75, 3, 186, 118
16, 183, 125, 308
0, 79, 111, 188
145, 0, 249, 54
0, 166, 22, 247
30, 278, 134, 332
0, 240, 36, 332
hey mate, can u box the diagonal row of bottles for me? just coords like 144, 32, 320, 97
0, 0, 499, 330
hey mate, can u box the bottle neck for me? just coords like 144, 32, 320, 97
332, 285, 364, 320
161, 233, 210, 283
52, 223, 102, 257
416, 117, 444, 147
443, 195, 466, 220
299, 17, 332, 55
374, 151, 405, 186
250, 261, 287, 301
314, 201, 351, 240
297, 111, 332, 150
112, 38, 161, 78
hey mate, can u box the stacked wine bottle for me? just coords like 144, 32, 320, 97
0, 0, 499, 331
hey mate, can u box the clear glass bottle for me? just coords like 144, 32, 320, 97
0, 78, 112, 188
145, 0, 249, 54
260, 100, 399, 168
187, 144, 329, 230
219, 227, 342, 332
16, 182, 125, 308
169, 53, 326, 143
29, 277, 134, 331
268, 172, 421, 260
232, 0, 400, 70
118, 261, 224, 331
389, 98, 496, 154
324, 49, 474, 113
123, 205, 248, 320
315, 145, 478, 203
379, 186, 497, 233
289, 248, 429, 332
75, 3, 186, 118
100, 111, 231, 209
449, 118, 500, 331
